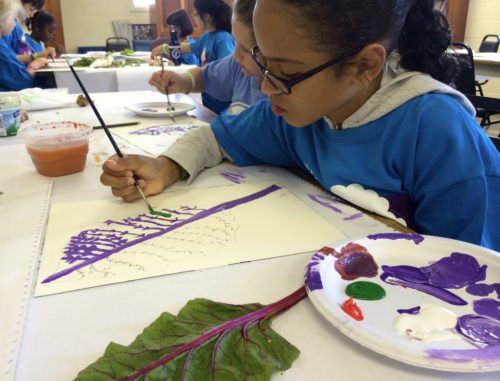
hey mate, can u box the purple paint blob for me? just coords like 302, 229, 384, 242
426, 345, 500, 363
456, 314, 500, 346
334, 252, 378, 280
420, 252, 487, 289
381, 265, 428, 283
466, 283, 496, 297
473, 298, 500, 320
42, 184, 282, 283
305, 253, 325, 291
343, 213, 363, 221
397, 306, 421, 315
367, 233, 424, 244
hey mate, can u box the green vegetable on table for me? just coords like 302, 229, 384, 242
75, 287, 306, 381
72, 57, 96, 67
121, 48, 135, 56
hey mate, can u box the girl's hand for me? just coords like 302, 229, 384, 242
40, 47, 56, 60
28, 57, 49, 71
150, 44, 165, 59
149, 70, 190, 94
100, 155, 182, 202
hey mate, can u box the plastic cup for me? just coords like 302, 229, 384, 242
18, 121, 93, 177
0, 93, 21, 137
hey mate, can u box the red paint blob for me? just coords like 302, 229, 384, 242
341, 297, 364, 321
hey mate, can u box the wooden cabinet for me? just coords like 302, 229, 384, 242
445, 0, 469, 42
155, 0, 203, 39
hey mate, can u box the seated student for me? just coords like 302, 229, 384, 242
25, 10, 64, 56
3, 0, 55, 66
151, 0, 235, 114
150, 9, 199, 66
0, 0, 48, 91
149, 0, 265, 115
101, 0, 500, 251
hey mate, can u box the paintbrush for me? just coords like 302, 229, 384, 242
63, 57, 171, 218
159, 57, 176, 121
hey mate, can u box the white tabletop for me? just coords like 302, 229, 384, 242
1, 91, 498, 381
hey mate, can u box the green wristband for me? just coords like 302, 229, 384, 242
162, 43, 168, 55
180, 167, 189, 180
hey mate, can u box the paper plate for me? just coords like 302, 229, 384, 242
305, 233, 500, 372
124, 102, 195, 118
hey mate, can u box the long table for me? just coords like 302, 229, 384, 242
1, 91, 498, 381
474, 52, 500, 80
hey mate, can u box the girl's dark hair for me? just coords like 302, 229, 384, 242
166, 9, 194, 38
233, 0, 256, 29
26, 10, 55, 33
194, 0, 232, 33
22, 0, 45, 10
277, 0, 460, 84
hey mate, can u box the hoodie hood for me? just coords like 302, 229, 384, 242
338, 53, 476, 129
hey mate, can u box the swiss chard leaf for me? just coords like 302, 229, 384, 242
75, 287, 305, 381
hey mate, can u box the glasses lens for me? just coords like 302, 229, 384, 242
266, 74, 290, 94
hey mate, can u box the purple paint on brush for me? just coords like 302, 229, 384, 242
42, 184, 282, 283
420, 252, 487, 289
456, 314, 500, 346
308, 194, 343, 214
367, 233, 424, 244
305, 253, 325, 291
466, 283, 496, 297
426, 344, 500, 363
473, 299, 500, 320
397, 306, 421, 315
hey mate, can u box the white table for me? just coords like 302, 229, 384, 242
38, 64, 195, 94
474, 52, 500, 80
1, 92, 498, 381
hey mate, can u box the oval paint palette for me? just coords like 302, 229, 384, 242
124, 102, 195, 118
305, 233, 500, 372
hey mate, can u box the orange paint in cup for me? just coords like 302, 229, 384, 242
19, 121, 93, 177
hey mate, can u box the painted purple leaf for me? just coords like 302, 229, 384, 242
75, 287, 305, 381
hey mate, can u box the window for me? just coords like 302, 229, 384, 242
132, 0, 155, 8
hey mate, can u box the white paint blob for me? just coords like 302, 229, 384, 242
394, 304, 462, 343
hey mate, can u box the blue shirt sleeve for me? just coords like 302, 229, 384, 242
25, 35, 44, 53
211, 32, 235, 61
0, 40, 34, 91
202, 55, 236, 102
211, 100, 301, 168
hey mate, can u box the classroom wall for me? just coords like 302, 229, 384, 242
60, 0, 155, 53
465, 0, 500, 98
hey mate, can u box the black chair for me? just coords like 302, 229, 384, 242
475, 34, 500, 95
105, 37, 130, 52
479, 34, 500, 53
451, 42, 500, 134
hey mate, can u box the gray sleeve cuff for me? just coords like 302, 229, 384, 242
161, 124, 230, 184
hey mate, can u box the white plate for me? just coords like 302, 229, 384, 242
305, 233, 500, 372
124, 102, 195, 118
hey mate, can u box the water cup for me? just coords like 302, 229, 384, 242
18, 121, 93, 177
0, 93, 21, 137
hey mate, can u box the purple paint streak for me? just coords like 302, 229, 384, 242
130, 124, 197, 136
426, 344, 500, 363
308, 194, 343, 214
473, 299, 500, 320
456, 314, 500, 346
367, 233, 424, 244
220, 170, 247, 184
305, 253, 325, 291
343, 213, 363, 221
397, 306, 421, 315
42, 184, 282, 283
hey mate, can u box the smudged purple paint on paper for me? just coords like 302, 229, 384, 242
397, 306, 421, 315
220, 169, 247, 184
42, 184, 282, 283
456, 314, 500, 346
367, 233, 424, 244
308, 194, 344, 214
130, 124, 197, 136
343, 213, 363, 221
426, 344, 500, 363
305, 253, 325, 291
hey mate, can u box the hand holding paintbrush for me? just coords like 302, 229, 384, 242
159, 57, 176, 121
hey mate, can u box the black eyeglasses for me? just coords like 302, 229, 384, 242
250, 46, 359, 95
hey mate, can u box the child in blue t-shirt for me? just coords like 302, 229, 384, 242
25, 10, 64, 56
0, 0, 48, 91
149, 0, 265, 115
101, 0, 500, 251
151, 0, 235, 113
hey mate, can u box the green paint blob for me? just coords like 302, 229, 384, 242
149, 208, 172, 218
345, 281, 386, 301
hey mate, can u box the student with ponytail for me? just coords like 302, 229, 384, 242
101, 0, 500, 251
